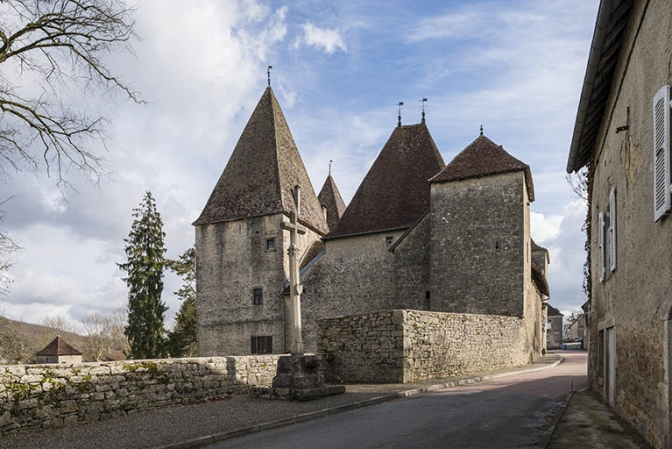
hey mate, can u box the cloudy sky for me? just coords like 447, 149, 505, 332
0, 0, 599, 330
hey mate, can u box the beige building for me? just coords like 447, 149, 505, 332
546, 305, 563, 350
195, 86, 550, 367
35, 336, 83, 364
566, 0, 672, 446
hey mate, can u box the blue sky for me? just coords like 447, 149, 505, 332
0, 0, 599, 329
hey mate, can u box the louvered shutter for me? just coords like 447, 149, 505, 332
654, 85, 671, 221
609, 187, 616, 272
599, 212, 605, 283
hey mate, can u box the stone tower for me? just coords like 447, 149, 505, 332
193, 87, 327, 356
428, 135, 535, 317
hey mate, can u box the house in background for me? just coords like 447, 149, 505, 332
566, 0, 672, 446
546, 305, 563, 350
567, 315, 586, 343
35, 336, 83, 364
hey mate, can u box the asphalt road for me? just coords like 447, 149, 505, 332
211, 351, 587, 449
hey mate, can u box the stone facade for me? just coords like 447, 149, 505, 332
197, 214, 321, 355
35, 355, 82, 365
318, 310, 529, 384
429, 171, 528, 317
565, 1, 672, 446
0, 356, 279, 436
547, 311, 563, 350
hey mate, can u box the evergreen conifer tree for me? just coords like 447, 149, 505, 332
166, 248, 197, 357
118, 191, 167, 359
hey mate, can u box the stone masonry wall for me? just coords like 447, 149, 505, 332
429, 171, 526, 317
318, 310, 528, 383
0, 355, 280, 436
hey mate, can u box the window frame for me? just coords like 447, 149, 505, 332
253, 288, 263, 305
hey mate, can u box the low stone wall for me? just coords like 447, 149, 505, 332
318, 309, 529, 383
0, 355, 280, 436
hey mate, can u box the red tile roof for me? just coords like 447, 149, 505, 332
325, 122, 445, 239
430, 135, 535, 201
193, 87, 328, 234
318, 175, 347, 231
35, 336, 82, 356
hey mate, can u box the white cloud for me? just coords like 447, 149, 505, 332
294, 22, 347, 54
406, 9, 486, 42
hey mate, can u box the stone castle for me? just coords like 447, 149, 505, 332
194, 86, 550, 366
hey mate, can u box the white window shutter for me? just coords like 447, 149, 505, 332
653, 85, 671, 222
609, 186, 616, 272
599, 212, 605, 283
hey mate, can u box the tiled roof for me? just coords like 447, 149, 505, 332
318, 175, 347, 231
532, 264, 550, 297
430, 135, 535, 201
35, 336, 82, 356
531, 239, 548, 253
325, 122, 445, 239
547, 304, 563, 317
193, 87, 328, 234
300, 240, 325, 271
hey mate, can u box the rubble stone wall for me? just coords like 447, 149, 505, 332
0, 355, 280, 436
319, 309, 528, 383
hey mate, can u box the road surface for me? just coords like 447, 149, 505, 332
210, 351, 587, 449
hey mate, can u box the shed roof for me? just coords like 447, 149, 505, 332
325, 122, 445, 239
193, 87, 328, 234
318, 175, 347, 231
430, 135, 534, 201
566, 0, 634, 172
35, 336, 82, 356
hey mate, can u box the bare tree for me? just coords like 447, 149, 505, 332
41, 313, 75, 333
0, 0, 141, 187
110, 308, 129, 357
2, 318, 29, 363
82, 310, 110, 361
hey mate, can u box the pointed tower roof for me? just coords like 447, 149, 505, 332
430, 135, 535, 201
326, 122, 445, 239
194, 88, 328, 234
35, 336, 82, 356
318, 175, 347, 231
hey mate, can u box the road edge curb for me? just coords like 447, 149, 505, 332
155, 356, 564, 449
535, 385, 582, 448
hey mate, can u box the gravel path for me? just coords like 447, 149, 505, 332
0, 355, 561, 449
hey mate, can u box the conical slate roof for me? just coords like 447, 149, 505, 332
194, 87, 328, 234
326, 122, 445, 239
318, 175, 347, 231
35, 336, 82, 356
430, 135, 535, 201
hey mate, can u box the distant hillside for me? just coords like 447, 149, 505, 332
0, 316, 126, 364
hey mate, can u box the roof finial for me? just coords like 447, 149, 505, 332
329, 159, 332, 175
421, 98, 427, 124
480, 124, 484, 136
398, 102, 404, 127
267, 64, 273, 87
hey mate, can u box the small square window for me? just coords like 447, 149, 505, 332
266, 238, 276, 251
253, 288, 263, 305
386, 236, 394, 248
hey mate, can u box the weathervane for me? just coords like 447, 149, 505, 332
480, 124, 484, 136
267, 64, 273, 87
398, 102, 404, 127
421, 98, 427, 123
329, 159, 333, 175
